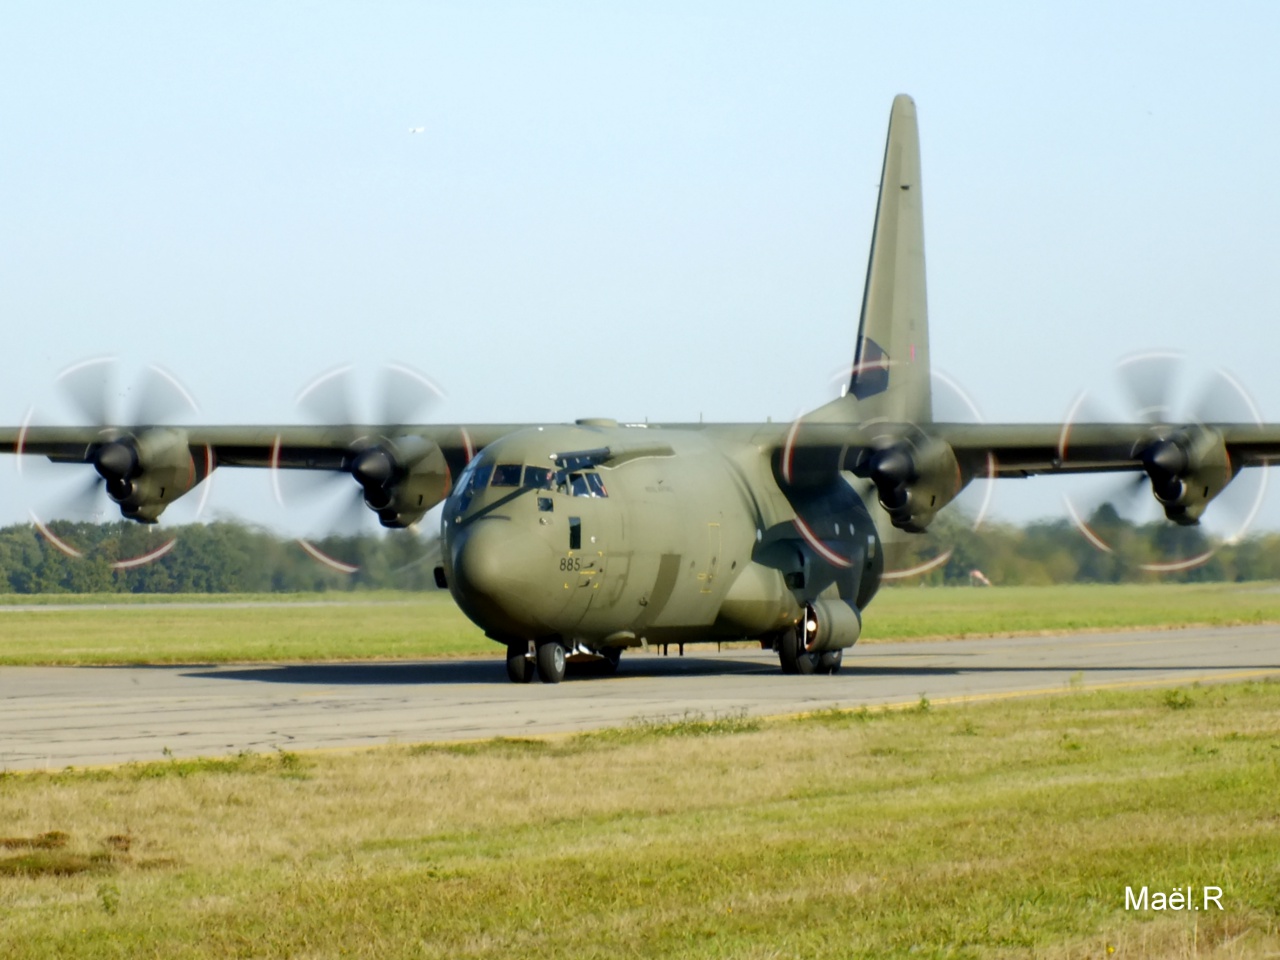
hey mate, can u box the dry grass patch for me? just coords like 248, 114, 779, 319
1, 685, 1278, 957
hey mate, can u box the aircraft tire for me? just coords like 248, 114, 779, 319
777, 628, 802, 674
536, 640, 567, 684
506, 644, 535, 684
794, 650, 819, 675
818, 649, 843, 675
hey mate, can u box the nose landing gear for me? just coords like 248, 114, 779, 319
505, 642, 535, 683
505, 639, 568, 684
536, 639, 567, 684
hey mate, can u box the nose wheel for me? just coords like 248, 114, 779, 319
506, 642, 535, 683
536, 639, 567, 684
506, 640, 567, 684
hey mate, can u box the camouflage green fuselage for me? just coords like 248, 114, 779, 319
441, 423, 883, 650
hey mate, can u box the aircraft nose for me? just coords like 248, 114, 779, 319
449, 520, 555, 636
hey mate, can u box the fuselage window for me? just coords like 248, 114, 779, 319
585, 473, 608, 498
491, 464, 522, 487
523, 466, 555, 490
569, 473, 589, 497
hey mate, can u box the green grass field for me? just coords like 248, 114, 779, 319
2, 582, 1280, 665
2, 682, 1277, 958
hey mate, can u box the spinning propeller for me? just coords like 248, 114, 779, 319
1059, 352, 1267, 573
17, 358, 211, 568
273, 363, 448, 574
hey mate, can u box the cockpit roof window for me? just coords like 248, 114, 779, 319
491, 464, 522, 487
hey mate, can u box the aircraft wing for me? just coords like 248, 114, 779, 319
0, 424, 522, 469
759, 418, 1280, 532
745, 420, 1280, 476
929, 421, 1280, 476
0, 423, 527, 526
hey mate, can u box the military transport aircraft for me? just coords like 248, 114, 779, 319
4, 94, 1279, 684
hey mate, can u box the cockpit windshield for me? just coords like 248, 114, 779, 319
491, 464, 522, 487
523, 466, 555, 490
453, 459, 608, 515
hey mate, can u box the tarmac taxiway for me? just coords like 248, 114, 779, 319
2, 624, 1278, 770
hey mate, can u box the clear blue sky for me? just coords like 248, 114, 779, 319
2, 2, 1278, 536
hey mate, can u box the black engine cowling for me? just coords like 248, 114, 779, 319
852, 435, 963, 533
93, 428, 206, 523
1139, 426, 1233, 525
349, 435, 450, 528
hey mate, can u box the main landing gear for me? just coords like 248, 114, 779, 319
776, 626, 842, 676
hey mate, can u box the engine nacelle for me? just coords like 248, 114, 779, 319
94, 428, 204, 523
854, 435, 963, 533
1140, 426, 1232, 526
350, 435, 450, 528
801, 599, 862, 653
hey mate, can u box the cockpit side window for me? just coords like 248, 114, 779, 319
566, 471, 608, 498
491, 464, 522, 487
455, 462, 492, 512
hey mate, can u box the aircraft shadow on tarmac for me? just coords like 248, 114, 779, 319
183, 654, 781, 687
181, 654, 1276, 688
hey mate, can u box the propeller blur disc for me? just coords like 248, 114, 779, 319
278, 362, 446, 574
17, 358, 208, 569
1060, 352, 1268, 573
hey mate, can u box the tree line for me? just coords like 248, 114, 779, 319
893, 504, 1280, 586
1, 507, 1279, 594
0, 521, 441, 594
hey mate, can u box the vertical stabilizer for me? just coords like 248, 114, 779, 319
813, 94, 930, 425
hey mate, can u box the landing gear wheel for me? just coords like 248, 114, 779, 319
778, 627, 818, 675
818, 649, 843, 675
506, 643, 535, 684
599, 647, 622, 675
795, 650, 819, 675
536, 640, 567, 684
778, 628, 799, 675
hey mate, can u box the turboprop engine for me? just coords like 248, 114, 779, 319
1138, 425, 1233, 525
348, 434, 450, 528
853, 435, 963, 533
92, 427, 205, 523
